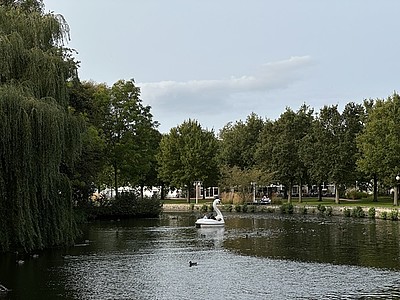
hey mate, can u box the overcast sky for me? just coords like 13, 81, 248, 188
45, 0, 400, 133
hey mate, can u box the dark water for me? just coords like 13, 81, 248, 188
2, 212, 400, 299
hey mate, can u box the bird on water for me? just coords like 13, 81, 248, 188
189, 261, 197, 267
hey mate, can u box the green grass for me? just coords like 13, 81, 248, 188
161, 195, 399, 208
298, 196, 396, 208
161, 198, 212, 205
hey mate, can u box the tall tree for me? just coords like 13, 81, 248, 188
102, 79, 159, 198
0, 2, 81, 252
218, 113, 264, 170
157, 119, 219, 203
256, 105, 313, 203
357, 93, 400, 205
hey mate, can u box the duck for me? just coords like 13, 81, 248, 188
189, 261, 197, 267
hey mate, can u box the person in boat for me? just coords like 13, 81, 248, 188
261, 195, 271, 204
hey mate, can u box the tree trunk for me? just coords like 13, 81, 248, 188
394, 183, 398, 206
318, 183, 322, 201
161, 184, 165, 200
140, 184, 144, 200
373, 174, 378, 202
335, 184, 340, 204
113, 162, 118, 200
287, 183, 292, 203
298, 180, 302, 203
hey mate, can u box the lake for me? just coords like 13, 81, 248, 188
1, 212, 400, 299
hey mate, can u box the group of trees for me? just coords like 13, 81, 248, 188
2, 0, 400, 253
219, 96, 400, 205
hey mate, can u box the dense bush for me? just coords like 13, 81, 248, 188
85, 192, 162, 219
280, 203, 294, 214
351, 206, 365, 218
389, 210, 399, 221
368, 207, 376, 219
345, 189, 368, 200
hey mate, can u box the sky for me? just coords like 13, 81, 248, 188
44, 0, 400, 133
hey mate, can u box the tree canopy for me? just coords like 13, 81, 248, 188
157, 119, 219, 203
0, 1, 81, 252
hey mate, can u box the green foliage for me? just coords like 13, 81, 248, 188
280, 203, 294, 214
317, 204, 326, 214
157, 119, 219, 202
345, 189, 368, 200
368, 207, 376, 219
235, 205, 242, 212
380, 211, 388, 220
224, 204, 233, 212
200, 204, 208, 212
344, 208, 351, 217
351, 206, 365, 218
85, 192, 161, 219
300, 206, 308, 214
218, 113, 264, 169
357, 94, 400, 189
256, 105, 313, 202
326, 206, 333, 216
242, 203, 248, 213
102, 79, 159, 196
248, 205, 255, 213
0, 5, 81, 252
389, 210, 399, 221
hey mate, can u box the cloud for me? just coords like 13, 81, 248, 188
138, 56, 314, 132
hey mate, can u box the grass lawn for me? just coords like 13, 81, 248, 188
294, 196, 397, 208
162, 196, 399, 208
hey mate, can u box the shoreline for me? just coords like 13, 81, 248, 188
162, 203, 400, 220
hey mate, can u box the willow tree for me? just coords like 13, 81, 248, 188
0, 1, 82, 252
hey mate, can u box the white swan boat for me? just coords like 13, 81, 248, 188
195, 198, 225, 228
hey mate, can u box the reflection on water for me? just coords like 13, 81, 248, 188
1, 212, 400, 299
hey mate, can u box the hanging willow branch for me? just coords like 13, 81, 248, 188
0, 4, 82, 252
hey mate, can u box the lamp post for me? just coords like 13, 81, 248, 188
395, 175, 400, 206
194, 181, 202, 204
251, 181, 257, 203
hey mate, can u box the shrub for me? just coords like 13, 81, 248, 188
390, 210, 399, 221
351, 206, 365, 218
280, 203, 294, 214
86, 192, 162, 219
235, 205, 242, 212
345, 189, 368, 200
200, 204, 208, 212
326, 206, 333, 216
317, 204, 326, 215
344, 208, 351, 217
242, 203, 248, 213
248, 205, 255, 213
381, 211, 388, 220
368, 207, 376, 219
224, 204, 233, 212
190, 203, 194, 211
300, 206, 308, 215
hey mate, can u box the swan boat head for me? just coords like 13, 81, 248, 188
195, 198, 225, 228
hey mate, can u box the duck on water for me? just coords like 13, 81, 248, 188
195, 198, 225, 228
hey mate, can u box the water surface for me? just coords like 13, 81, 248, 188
1, 212, 400, 299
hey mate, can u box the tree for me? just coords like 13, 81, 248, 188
0, 2, 82, 252
256, 105, 313, 203
218, 113, 264, 170
67, 81, 108, 205
157, 119, 219, 203
102, 79, 159, 198
357, 93, 400, 205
